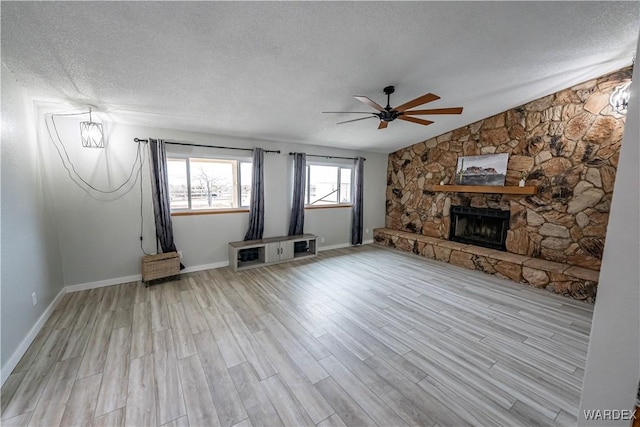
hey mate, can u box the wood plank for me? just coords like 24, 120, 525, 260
28, 328, 71, 375
126, 354, 157, 426
94, 327, 131, 417
201, 305, 246, 368
317, 333, 436, 427
259, 313, 328, 384
177, 354, 220, 426
315, 377, 376, 427
1, 372, 25, 415
27, 356, 81, 427
316, 413, 347, 427
222, 311, 275, 380
432, 184, 537, 194
153, 329, 187, 425
167, 302, 197, 360
364, 355, 471, 427
180, 289, 209, 334
59, 373, 101, 426
193, 331, 248, 427
61, 302, 100, 361
2, 412, 33, 426
318, 355, 408, 426
99, 286, 118, 313
260, 375, 314, 426
77, 310, 116, 378
1, 370, 49, 420
228, 362, 283, 427
162, 281, 183, 305
130, 302, 152, 359
150, 286, 170, 333
253, 330, 333, 424
93, 408, 124, 427
160, 415, 190, 427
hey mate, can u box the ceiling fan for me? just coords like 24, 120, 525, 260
323, 86, 463, 129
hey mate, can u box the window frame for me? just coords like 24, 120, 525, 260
167, 153, 252, 214
304, 161, 354, 208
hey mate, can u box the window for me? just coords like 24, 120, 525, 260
306, 164, 353, 206
167, 156, 251, 211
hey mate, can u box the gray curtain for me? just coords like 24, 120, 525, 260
244, 148, 265, 241
148, 139, 184, 269
288, 153, 306, 236
351, 157, 365, 245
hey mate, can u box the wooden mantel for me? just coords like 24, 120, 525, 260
432, 184, 537, 195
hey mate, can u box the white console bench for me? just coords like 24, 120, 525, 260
228, 234, 317, 272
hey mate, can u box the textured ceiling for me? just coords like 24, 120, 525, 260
2, 1, 638, 153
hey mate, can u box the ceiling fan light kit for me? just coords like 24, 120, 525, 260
324, 85, 463, 129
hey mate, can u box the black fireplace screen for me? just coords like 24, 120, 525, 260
449, 206, 510, 251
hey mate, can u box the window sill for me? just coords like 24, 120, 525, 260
305, 204, 353, 210
171, 208, 250, 216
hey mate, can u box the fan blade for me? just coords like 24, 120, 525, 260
398, 116, 434, 126
354, 96, 385, 112
394, 93, 441, 112
378, 121, 388, 130
322, 111, 377, 114
403, 107, 463, 115
337, 116, 378, 125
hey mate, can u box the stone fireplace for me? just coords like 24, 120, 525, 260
449, 206, 509, 251
379, 66, 631, 301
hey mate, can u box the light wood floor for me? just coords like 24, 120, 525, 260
1, 245, 594, 427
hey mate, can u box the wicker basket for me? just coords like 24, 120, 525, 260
141, 252, 180, 282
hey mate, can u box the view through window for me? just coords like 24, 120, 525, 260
167, 157, 251, 211
306, 164, 352, 205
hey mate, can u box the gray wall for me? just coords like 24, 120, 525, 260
38, 112, 387, 286
578, 36, 640, 425
1, 67, 65, 375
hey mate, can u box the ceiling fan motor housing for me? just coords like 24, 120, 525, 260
379, 110, 400, 122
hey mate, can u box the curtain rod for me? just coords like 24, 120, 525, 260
133, 138, 281, 154
289, 152, 366, 161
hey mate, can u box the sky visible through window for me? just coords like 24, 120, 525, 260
168, 158, 251, 210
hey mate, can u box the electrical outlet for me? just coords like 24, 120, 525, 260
320, 237, 325, 243
365, 228, 369, 234
31, 292, 37, 306
178, 250, 183, 258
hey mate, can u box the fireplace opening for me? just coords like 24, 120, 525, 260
449, 206, 510, 251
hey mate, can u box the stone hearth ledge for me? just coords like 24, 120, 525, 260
373, 227, 599, 302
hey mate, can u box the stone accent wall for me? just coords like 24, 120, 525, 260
385, 67, 632, 274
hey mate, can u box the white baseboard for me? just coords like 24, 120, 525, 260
318, 242, 351, 251
65, 274, 143, 293
181, 261, 229, 274
318, 240, 373, 252
1, 287, 67, 385
64, 261, 231, 294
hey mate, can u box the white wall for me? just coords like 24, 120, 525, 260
1, 68, 65, 378
38, 111, 387, 286
578, 35, 640, 425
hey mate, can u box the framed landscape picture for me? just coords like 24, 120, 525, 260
455, 153, 508, 186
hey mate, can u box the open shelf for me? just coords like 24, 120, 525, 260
236, 246, 266, 270
432, 184, 537, 195
294, 239, 317, 258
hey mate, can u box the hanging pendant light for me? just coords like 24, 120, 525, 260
80, 108, 104, 148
